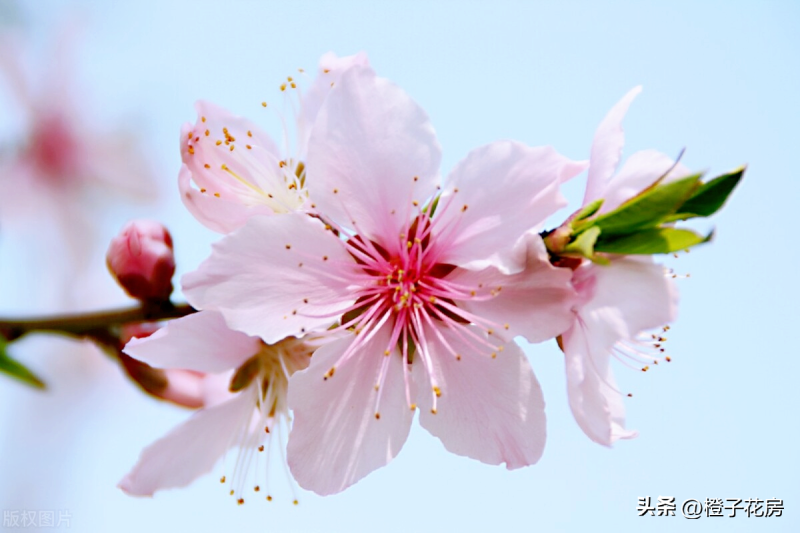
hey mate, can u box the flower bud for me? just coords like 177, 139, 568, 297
106, 220, 175, 302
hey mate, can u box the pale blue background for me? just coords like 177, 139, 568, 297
0, 1, 797, 532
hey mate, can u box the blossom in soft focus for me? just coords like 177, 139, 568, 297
0, 28, 158, 312
106, 220, 175, 302
183, 65, 585, 495
178, 52, 368, 233
119, 311, 315, 499
560, 87, 688, 446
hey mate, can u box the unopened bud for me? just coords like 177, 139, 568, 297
106, 220, 175, 302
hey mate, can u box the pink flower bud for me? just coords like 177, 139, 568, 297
106, 220, 175, 302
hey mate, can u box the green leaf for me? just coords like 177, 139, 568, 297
572, 198, 604, 222
563, 226, 601, 259
588, 174, 703, 235
0, 337, 46, 389
668, 166, 745, 220
594, 227, 711, 255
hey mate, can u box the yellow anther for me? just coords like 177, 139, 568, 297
433, 386, 441, 398
216, 140, 222, 146
220, 476, 226, 483
261, 102, 267, 107
410, 403, 417, 411
187, 145, 195, 155
214, 192, 220, 198
201, 116, 206, 122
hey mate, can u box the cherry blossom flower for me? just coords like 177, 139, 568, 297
178, 52, 369, 234
119, 311, 315, 500
560, 87, 689, 446
183, 65, 585, 495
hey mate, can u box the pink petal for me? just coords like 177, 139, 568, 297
436, 141, 586, 271
562, 321, 637, 446
179, 100, 300, 233
123, 311, 260, 373
416, 326, 546, 469
450, 233, 578, 343
306, 65, 441, 249
297, 52, 370, 156
178, 165, 272, 234
583, 86, 642, 206
182, 213, 356, 343
287, 325, 414, 495
118, 389, 255, 496
599, 149, 693, 214
580, 258, 678, 345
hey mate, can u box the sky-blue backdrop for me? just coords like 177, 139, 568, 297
0, 1, 797, 532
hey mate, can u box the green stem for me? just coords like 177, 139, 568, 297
0, 302, 196, 341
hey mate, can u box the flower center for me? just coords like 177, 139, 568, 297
220, 337, 312, 506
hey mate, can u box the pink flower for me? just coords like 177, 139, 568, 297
561, 87, 688, 446
0, 28, 156, 239
178, 52, 369, 234
184, 65, 584, 494
119, 311, 314, 499
0, 28, 158, 308
106, 220, 176, 302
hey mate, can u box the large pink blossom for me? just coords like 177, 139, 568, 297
178, 52, 368, 233
119, 311, 314, 499
561, 87, 688, 446
184, 65, 585, 494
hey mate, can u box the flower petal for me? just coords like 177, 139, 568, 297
306, 66, 441, 249
580, 258, 678, 344
118, 388, 255, 496
297, 52, 370, 157
179, 100, 304, 233
416, 326, 546, 469
178, 165, 270, 234
287, 325, 413, 495
436, 141, 586, 271
583, 86, 642, 206
599, 149, 693, 214
450, 233, 578, 343
123, 311, 260, 373
562, 321, 637, 446
182, 213, 356, 343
